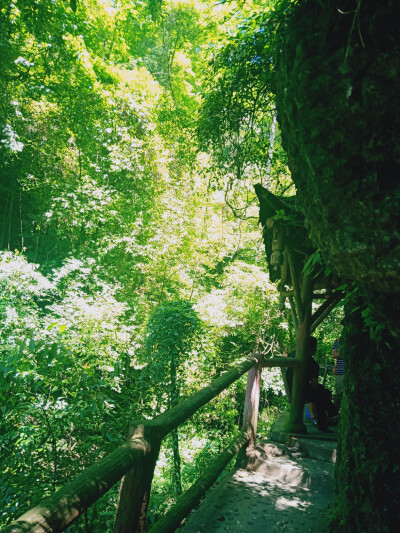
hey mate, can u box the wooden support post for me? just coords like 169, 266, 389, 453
1, 430, 153, 533
285, 275, 314, 434
2, 355, 264, 533
242, 364, 261, 445
155, 355, 263, 439
114, 425, 161, 533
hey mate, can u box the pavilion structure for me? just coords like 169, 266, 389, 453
255, 183, 343, 433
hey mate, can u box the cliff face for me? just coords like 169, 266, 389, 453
274, 0, 400, 297
273, 1, 400, 530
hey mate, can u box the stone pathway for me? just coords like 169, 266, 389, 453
181, 416, 337, 533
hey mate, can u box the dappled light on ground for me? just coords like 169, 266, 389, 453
182, 458, 333, 532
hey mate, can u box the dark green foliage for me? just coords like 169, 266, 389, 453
198, 0, 292, 189
143, 300, 203, 496
0, 0, 351, 529
274, 0, 400, 299
144, 301, 202, 380
202, 2, 400, 531
142, 300, 204, 411
270, 1, 400, 530
333, 294, 400, 532
0, 253, 136, 527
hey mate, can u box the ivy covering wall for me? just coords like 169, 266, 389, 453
273, 1, 400, 530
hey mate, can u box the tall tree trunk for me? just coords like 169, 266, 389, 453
170, 353, 182, 496
273, 2, 400, 526
333, 293, 400, 532
171, 429, 182, 496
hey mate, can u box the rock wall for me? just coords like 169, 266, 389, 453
274, 0, 400, 298
334, 295, 400, 532
273, 1, 400, 530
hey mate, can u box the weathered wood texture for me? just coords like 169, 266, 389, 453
287, 246, 303, 319
113, 355, 264, 531
258, 356, 301, 368
286, 275, 314, 434
289, 296, 298, 330
1, 427, 155, 533
242, 365, 261, 444
152, 355, 264, 439
114, 426, 161, 533
310, 291, 343, 332
147, 432, 250, 533
2, 353, 299, 533
1, 356, 263, 533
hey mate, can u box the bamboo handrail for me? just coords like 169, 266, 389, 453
2, 353, 299, 533
152, 354, 264, 439
147, 431, 250, 533
1, 429, 154, 533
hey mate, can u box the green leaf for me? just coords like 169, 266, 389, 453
18, 339, 26, 355
28, 338, 35, 353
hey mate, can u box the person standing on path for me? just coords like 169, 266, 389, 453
332, 338, 344, 409
304, 337, 338, 431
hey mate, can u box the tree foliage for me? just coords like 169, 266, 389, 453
0, 1, 344, 530
198, 0, 294, 194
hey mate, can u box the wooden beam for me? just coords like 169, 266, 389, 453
252, 356, 302, 368
280, 290, 332, 300
289, 296, 298, 330
114, 427, 161, 533
285, 275, 314, 434
154, 355, 263, 439
3, 356, 263, 533
310, 291, 343, 332
1, 426, 157, 533
280, 247, 289, 285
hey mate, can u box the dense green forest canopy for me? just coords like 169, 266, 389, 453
1, 0, 371, 531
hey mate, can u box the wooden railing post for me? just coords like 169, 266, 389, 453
114, 423, 161, 533
2, 355, 270, 533
242, 363, 261, 446
285, 275, 314, 434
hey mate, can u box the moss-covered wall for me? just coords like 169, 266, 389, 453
335, 294, 400, 532
273, 1, 400, 530
274, 0, 400, 302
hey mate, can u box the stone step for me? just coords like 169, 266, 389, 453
181, 456, 334, 533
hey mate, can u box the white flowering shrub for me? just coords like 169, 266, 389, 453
0, 124, 24, 153
0, 252, 139, 522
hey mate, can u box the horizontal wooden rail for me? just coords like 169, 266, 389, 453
152, 355, 264, 439
1, 425, 156, 533
147, 431, 250, 533
2, 353, 299, 533
254, 355, 302, 368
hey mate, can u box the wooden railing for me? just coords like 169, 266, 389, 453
2, 355, 301, 533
